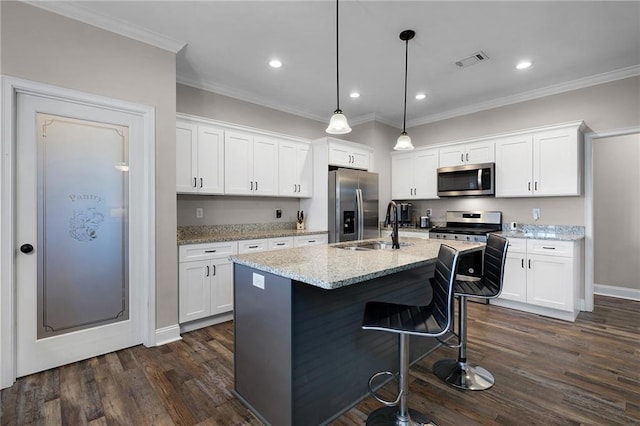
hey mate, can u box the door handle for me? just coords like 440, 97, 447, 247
521, 258, 524, 268
206, 265, 210, 276
528, 182, 531, 191
255, 181, 258, 191
250, 181, 253, 190
528, 259, 531, 269
461, 153, 464, 162
534, 181, 538, 191
193, 177, 197, 188
200, 178, 203, 188
466, 153, 469, 162
20, 243, 34, 254
212, 265, 216, 276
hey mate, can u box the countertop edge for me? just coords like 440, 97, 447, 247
495, 231, 585, 241
178, 229, 328, 245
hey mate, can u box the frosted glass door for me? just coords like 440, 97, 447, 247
37, 113, 129, 338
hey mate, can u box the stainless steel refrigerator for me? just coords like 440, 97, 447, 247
328, 169, 379, 243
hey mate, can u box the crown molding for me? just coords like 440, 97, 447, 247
407, 65, 640, 128
24, 1, 186, 53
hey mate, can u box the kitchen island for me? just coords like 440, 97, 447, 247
229, 237, 483, 426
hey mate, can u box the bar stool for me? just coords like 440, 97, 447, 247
433, 234, 508, 391
361, 244, 460, 426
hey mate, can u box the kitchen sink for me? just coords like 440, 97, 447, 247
336, 240, 413, 251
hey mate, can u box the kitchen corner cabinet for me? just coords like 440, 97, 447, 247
225, 132, 278, 196
328, 140, 371, 170
176, 121, 224, 194
279, 140, 312, 198
438, 140, 494, 167
494, 238, 582, 321
178, 242, 238, 323
391, 148, 439, 199
495, 123, 583, 197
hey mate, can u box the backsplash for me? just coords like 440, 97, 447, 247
503, 223, 585, 236
178, 221, 298, 240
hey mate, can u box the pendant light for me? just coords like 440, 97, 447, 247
394, 29, 415, 150
326, 0, 351, 134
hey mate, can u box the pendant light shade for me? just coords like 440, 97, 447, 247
326, 0, 351, 134
326, 109, 352, 134
394, 29, 415, 151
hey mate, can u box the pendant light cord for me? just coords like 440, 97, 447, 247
335, 0, 340, 112
402, 37, 408, 133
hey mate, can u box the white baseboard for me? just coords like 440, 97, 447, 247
594, 283, 640, 301
154, 324, 182, 346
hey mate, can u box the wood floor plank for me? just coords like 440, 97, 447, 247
2, 295, 639, 426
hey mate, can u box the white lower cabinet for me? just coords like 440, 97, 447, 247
493, 238, 582, 321
178, 242, 238, 323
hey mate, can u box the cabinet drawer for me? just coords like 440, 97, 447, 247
268, 237, 294, 251
179, 241, 238, 262
293, 234, 328, 247
238, 239, 268, 254
527, 239, 574, 257
506, 238, 527, 253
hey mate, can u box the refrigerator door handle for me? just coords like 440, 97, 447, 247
356, 188, 364, 240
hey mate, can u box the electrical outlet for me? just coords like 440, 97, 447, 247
275, 209, 282, 219
196, 207, 204, 219
426, 209, 432, 216
532, 208, 541, 221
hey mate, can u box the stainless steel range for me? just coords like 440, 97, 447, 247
429, 211, 502, 243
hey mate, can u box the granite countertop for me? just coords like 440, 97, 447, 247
178, 223, 328, 245
229, 237, 483, 290
496, 225, 585, 241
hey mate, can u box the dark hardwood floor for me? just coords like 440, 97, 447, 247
2, 295, 639, 425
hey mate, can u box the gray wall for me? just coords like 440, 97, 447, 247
593, 133, 640, 291
1, 2, 178, 329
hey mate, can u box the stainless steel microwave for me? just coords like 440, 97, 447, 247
437, 162, 495, 197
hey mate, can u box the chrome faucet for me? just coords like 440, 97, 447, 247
385, 201, 400, 249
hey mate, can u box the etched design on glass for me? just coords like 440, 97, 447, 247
37, 114, 129, 338
69, 194, 104, 241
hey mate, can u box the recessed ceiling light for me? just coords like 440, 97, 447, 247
349, 92, 360, 98
516, 60, 532, 70
415, 93, 426, 100
269, 59, 283, 68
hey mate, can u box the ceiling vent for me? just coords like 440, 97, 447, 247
455, 51, 489, 68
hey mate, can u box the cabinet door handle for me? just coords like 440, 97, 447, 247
461, 153, 464, 162
528, 259, 531, 269
521, 259, 524, 268
255, 181, 258, 191
200, 177, 203, 188
250, 181, 253, 190
466, 153, 469, 162
542, 246, 556, 250
276, 242, 285, 246
193, 177, 197, 188
206, 265, 210, 276
204, 249, 217, 253
212, 265, 216, 276
249, 245, 259, 249
535, 181, 538, 191
528, 182, 531, 191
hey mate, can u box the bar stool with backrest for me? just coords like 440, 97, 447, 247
432, 233, 508, 391
361, 243, 460, 426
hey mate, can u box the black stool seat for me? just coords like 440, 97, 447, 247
362, 244, 459, 426
433, 234, 508, 391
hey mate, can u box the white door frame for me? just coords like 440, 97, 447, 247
1, 76, 157, 388
584, 126, 640, 312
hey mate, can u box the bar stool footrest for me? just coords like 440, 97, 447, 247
433, 358, 495, 391
366, 406, 435, 426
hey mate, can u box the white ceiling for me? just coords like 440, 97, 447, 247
30, 1, 640, 129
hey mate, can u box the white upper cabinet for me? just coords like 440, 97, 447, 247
224, 132, 278, 196
439, 140, 494, 167
279, 140, 313, 198
176, 121, 224, 194
392, 148, 439, 200
495, 122, 583, 197
328, 140, 371, 170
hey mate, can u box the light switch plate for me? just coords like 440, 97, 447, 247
196, 207, 204, 219
532, 208, 541, 220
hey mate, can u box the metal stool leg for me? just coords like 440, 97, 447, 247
433, 296, 495, 390
366, 334, 434, 426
